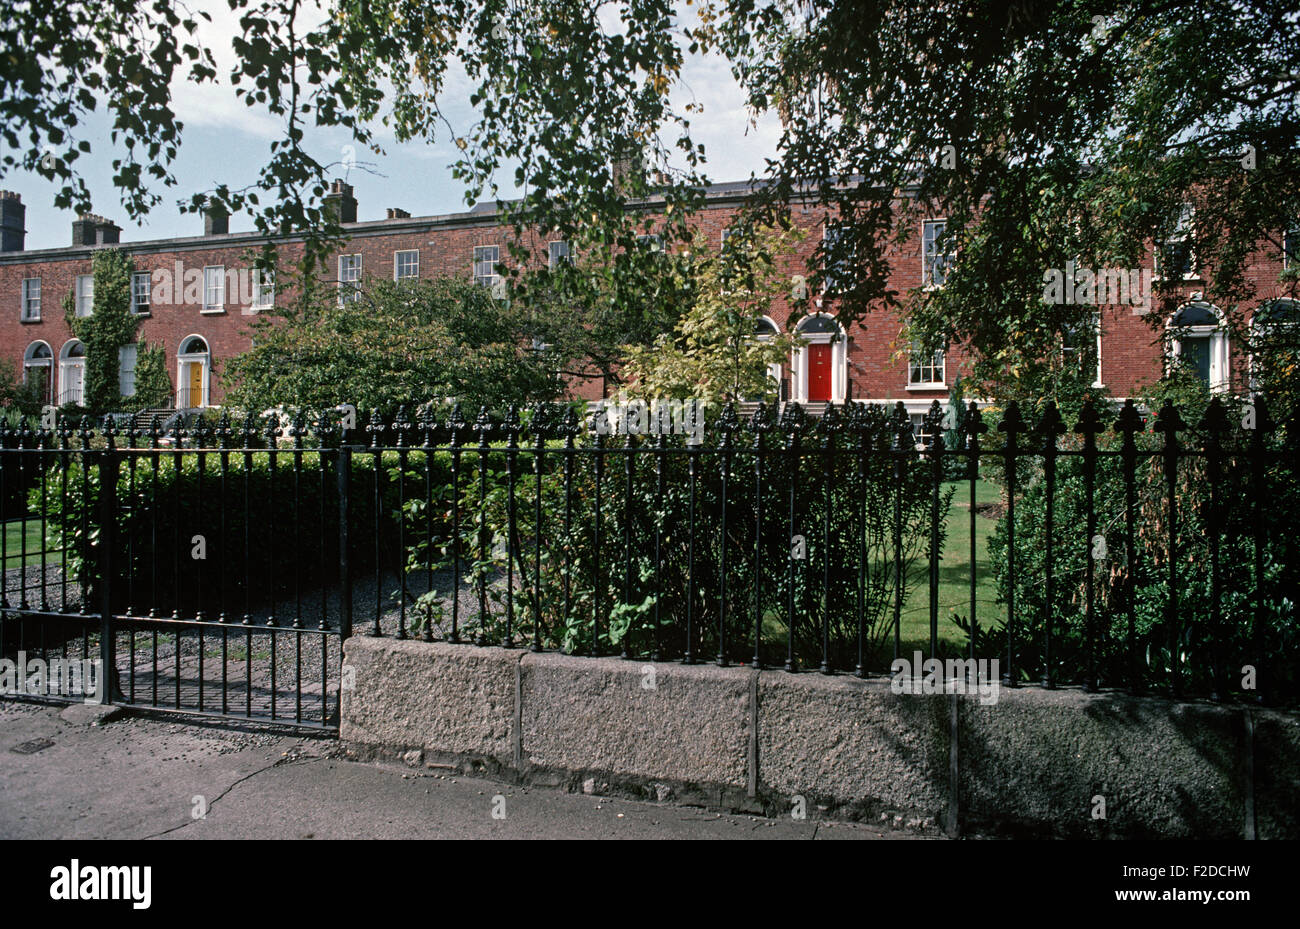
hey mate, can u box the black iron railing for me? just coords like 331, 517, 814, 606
1, 395, 1296, 726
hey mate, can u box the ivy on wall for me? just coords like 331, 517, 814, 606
131, 341, 172, 411
63, 248, 140, 414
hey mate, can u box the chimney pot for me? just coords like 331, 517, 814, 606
386, 207, 410, 220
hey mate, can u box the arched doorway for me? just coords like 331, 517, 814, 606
177, 335, 210, 408
791, 314, 846, 403
23, 341, 53, 406
58, 340, 86, 406
1167, 302, 1227, 390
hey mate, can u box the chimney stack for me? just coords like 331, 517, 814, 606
386, 207, 410, 219
72, 213, 120, 246
71, 215, 97, 246
324, 180, 357, 224
0, 191, 24, 252
204, 199, 229, 236
97, 217, 121, 244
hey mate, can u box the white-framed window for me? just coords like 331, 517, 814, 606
1062, 313, 1103, 387
118, 343, 137, 397
394, 249, 420, 280
20, 278, 40, 321
910, 413, 942, 446
1155, 204, 1197, 280
635, 234, 663, 252
74, 274, 94, 317
1284, 225, 1298, 270
202, 265, 225, 312
131, 271, 151, 315
339, 254, 362, 303
251, 269, 275, 310
823, 224, 848, 291
922, 220, 952, 288
548, 241, 571, 269
473, 245, 499, 286
1168, 301, 1228, 390
908, 342, 946, 387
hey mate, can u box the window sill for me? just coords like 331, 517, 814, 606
200, 308, 226, 315
132, 311, 151, 318
19, 317, 41, 324
906, 382, 947, 391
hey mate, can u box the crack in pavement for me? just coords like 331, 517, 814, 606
138, 754, 324, 839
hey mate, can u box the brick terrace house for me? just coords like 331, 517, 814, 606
0, 180, 1294, 429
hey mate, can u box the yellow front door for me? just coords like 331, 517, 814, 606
188, 362, 204, 407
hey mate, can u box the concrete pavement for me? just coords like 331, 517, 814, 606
0, 701, 928, 839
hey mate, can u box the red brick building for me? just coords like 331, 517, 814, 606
1, 179, 1293, 425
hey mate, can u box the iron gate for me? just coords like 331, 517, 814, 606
0, 417, 352, 731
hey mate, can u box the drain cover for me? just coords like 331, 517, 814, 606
11, 738, 55, 755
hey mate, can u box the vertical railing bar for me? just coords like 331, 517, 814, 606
926, 402, 942, 663
592, 430, 605, 657
820, 406, 833, 674
475, 408, 491, 646
560, 409, 575, 647
783, 403, 803, 673
394, 407, 410, 641
503, 406, 519, 649
1249, 399, 1269, 705
1116, 401, 1142, 694
719, 404, 735, 668
686, 437, 698, 666
448, 405, 465, 644
752, 405, 767, 670
622, 426, 635, 660
97, 417, 118, 710
1154, 401, 1185, 698
532, 406, 545, 653
368, 412, 383, 638
999, 403, 1023, 688
421, 407, 435, 643
38, 429, 48, 614
195, 425, 207, 713
220, 414, 231, 715
1078, 400, 1102, 693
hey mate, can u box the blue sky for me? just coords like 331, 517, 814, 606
6, 0, 782, 250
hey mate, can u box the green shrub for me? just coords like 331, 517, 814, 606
987, 378, 1299, 700
34, 446, 462, 617
411, 403, 949, 669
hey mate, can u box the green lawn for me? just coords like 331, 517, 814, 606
753, 475, 1004, 665
1, 518, 65, 570
896, 476, 1002, 654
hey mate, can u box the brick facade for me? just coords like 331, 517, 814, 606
0, 182, 1291, 412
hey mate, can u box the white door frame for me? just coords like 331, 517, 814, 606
58, 340, 86, 406
791, 313, 847, 403
1166, 303, 1229, 391
177, 335, 211, 408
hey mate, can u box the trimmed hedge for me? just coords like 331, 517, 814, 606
35, 447, 471, 618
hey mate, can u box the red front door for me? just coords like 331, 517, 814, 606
807, 344, 832, 402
